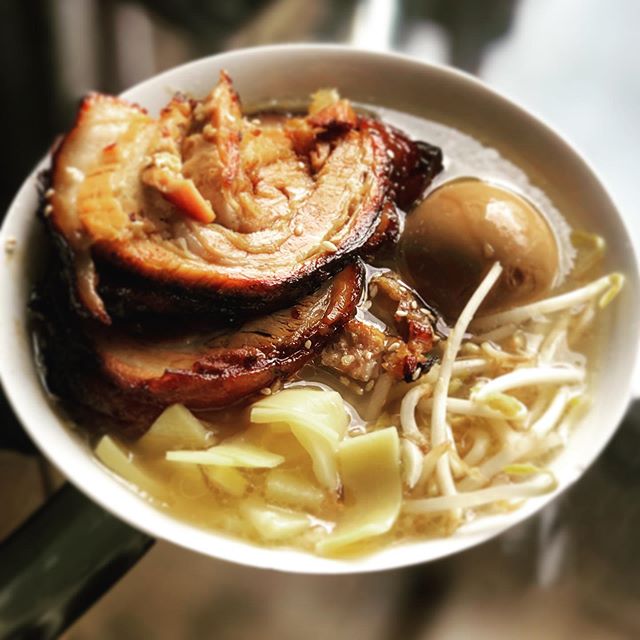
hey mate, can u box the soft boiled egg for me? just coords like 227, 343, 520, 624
400, 179, 560, 320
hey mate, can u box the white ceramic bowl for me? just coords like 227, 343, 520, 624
1, 45, 639, 574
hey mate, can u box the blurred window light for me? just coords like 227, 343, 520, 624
399, 21, 449, 65
350, 0, 396, 51
52, 0, 99, 96
114, 2, 156, 89
226, 0, 324, 49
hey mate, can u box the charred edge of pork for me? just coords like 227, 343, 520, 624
88, 117, 442, 323
45, 91, 443, 324
92, 250, 353, 323
364, 120, 444, 211
38, 262, 364, 432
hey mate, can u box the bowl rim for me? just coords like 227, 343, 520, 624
1, 43, 639, 574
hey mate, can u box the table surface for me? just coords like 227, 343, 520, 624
1, 1, 639, 638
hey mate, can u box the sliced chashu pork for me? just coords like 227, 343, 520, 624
42, 263, 363, 429
47, 72, 442, 323
320, 271, 441, 383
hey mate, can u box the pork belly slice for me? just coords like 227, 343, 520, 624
42, 263, 363, 429
47, 93, 157, 323
320, 271, 441, 383
47, 73, 442, 323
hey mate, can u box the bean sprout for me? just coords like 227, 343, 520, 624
473, 366, 585, 401
460, 386, 575, 490
419, 443, 449, 485
472, 324, 518, 344
391, 268, 619, 528
431, 262, 503, 501
451, 358, 490, 376
404, 472, 557, 513
401, 438, 424, 490
473, 273, 623, 331
399, 384, 431, 444
538, 315, 570, 363
420, 396, 521, 420
463, 428, 491, 466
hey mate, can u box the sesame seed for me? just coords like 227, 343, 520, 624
365, 380, 375, 392
304, 339, 312, 349
339, 376, 350, 386
386, 149, 395, 159
362, 300, 372, 311
410, 301, 418, 310
396, 309, 408, 317
293, 224, 304, 236
364, 351, 373, 361
260, 387, 272, 396
388, 341, 401, 352
45, 188, 55, 198
43, 204, 53, 217
369, 284, 378, 298
483, 242, 496, 258
412, 368, 421, 381
355, 387, 364, 396
322, 240, 338, 253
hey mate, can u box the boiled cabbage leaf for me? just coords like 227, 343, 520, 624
166, 442, 284, 468
265, 469, 325, 510
251, 388, 350, 490
137, 404, 213, 453
240, 500, 311, 540
202, 466, 248, 497
95, 435, 161, 496
316, 427, 402, 554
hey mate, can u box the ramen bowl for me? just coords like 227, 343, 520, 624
1, 44, 638, 574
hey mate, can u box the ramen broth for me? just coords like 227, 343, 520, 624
87, 106, 617, 556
